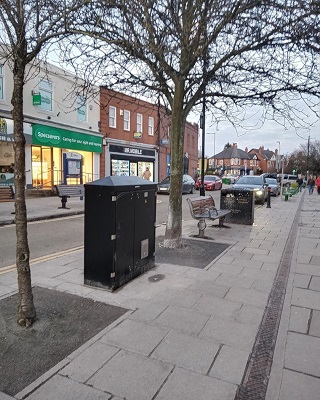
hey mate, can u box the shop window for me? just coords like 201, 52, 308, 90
137, 113, 142, 133
109, 106, 116, 128
148, 117, 154, 136
124, 110, 130, 131
77, 95, 87, 122
0, 65, 3, 100
39, 79, 53, 112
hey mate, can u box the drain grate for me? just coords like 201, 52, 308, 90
235, 193, 304, 400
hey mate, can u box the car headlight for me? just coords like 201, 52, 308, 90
254, 189, 263, 196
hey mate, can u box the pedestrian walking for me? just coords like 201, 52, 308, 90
316, 176, 320, 195
307, 176, 315, 194
142, 166, 151, 180
296, 177, 304, 192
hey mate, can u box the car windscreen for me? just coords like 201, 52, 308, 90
204, 176, 216, 181
266, 178, 277, 184
161, 177, 170, 183
236, 177, 262, 185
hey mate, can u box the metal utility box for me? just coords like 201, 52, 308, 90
84, 176, 157, 291
220, 188, 255, 225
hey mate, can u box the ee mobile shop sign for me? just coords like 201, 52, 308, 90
32, 124, 102, 153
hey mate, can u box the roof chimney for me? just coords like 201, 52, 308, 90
245, 147, 248, 153
233, 143, 237, 148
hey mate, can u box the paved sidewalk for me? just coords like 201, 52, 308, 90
0, 191, 319, 400
0, 195, 84, 226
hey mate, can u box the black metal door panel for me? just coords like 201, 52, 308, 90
115, 192, 135, 279
133, 190, 156, 269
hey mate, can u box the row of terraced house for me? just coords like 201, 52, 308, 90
201, 143, 281, 176
0, 59, 198, 191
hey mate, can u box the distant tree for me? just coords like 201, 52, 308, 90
0, 0, 89, 327
224, 143, 232, 149
287, 140, 320, 176
65, 0, 319, 248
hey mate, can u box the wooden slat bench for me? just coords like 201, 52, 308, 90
187, 195, 231, 237
55, 184, 85, 209
0, 186, 15, 202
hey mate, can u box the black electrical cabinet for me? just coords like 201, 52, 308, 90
220, 188, 255, 225
84, 176, 157, 291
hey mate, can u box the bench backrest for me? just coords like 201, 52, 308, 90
55, 184, 85, 197
187, 195, 215, 217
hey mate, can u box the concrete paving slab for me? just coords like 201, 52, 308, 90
60, 342, 119, 383
279, 369, 320, 400
309, 276, 320, 291
285, 331, 320, 377
191, 295, 242, 318
209, 344, 250, 385
210, 263, 243, 275
151, 330, 219, 374
292, 287, 320, 310
100, 319, 169, 356
87, 350, 172, 400
289, 306, 310, 333
214, 274, 254, 289
27, 374, 110, 400
238, 267, 276, 280
187, 281, 229, 298
310, 255, 320, 265
155, 366, 237, 400
293, 273, 311, 288
199, 316, 257, 350
235, 304, 264, 326
230, 258, 263, 269
127, 301, 168, 323
225, 286, 268, 308
295, 263, 320, 276
152, 288, 202, 308
309, 310, 320, 337
153, 305, 209, 336
181, 267, 220, 282
251, 277, 274, 293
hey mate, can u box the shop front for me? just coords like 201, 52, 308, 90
0, 117, 32, 186
106, 143, 157, 182
31, 124, 103, 189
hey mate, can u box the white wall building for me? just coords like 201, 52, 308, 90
0, 58, 102, 189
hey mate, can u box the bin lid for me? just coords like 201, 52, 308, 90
85, 176, 158, 189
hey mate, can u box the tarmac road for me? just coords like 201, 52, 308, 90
0, 191, 222, 269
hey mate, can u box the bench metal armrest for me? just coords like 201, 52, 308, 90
207, 206, 218, 217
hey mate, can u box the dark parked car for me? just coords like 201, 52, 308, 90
265, 178, 280, 196
157, 174, 195, 194
195, 175, 222, 191
232, 175, 268, 204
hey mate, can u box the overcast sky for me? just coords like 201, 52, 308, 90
189, 105, 320, 158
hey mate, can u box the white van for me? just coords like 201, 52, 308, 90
277, 174, 298, 187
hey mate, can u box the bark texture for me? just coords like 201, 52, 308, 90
12, 49, 36, 327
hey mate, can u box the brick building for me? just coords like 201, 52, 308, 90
100, 88, 198, 182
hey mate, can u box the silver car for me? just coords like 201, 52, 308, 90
265, 178, 280, 196
157, 174, 195, 194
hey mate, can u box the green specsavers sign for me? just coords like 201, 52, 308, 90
32, 124, 102, 153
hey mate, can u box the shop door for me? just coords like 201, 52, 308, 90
31, 146, 53, 188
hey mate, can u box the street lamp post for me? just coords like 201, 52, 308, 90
207, 132, 216, 171
277, 141, 285, 199
277, 141, 281, 173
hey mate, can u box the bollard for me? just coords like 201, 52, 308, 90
266, 188, 271, 208
284, 193, 288, 201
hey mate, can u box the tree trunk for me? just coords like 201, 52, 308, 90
12, 57, 36, 327
164, 83, 187, 248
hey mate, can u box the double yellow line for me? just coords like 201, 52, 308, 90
0, 246, 84, 276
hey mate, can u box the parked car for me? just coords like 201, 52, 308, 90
265, 178, 280, 196
224, 174, 238, 184
277, 174, 298, 187
232, 175, 268, 205
195, 175, 222, 191
157, 174, 195, 194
